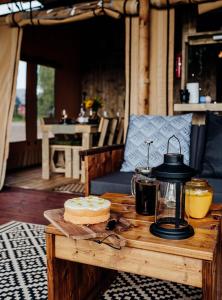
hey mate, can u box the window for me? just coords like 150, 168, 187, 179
37, 64, 55, 139
10, 60, 27, 142
187, 43, 222, 102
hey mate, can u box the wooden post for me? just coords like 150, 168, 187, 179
138, 0, 149, 114
168, 9, 175, 115
25, 63, 37, 145
124, 16, 131, 141
149, 8, 175, 116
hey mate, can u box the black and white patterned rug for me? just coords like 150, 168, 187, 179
0, 221, 202, 300
100, 272, 202, 300
53, 182, 84, 195
0, 221, 47, 300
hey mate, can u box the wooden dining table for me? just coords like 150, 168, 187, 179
41, 123, 98, 179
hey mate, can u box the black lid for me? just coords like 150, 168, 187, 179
152, 153, 196, 181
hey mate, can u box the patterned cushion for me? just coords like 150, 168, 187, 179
121, 114, 193, 172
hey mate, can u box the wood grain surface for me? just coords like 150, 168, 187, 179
44, 208, 131, 249
83, 146, 124, 195
46, 193, 221, 260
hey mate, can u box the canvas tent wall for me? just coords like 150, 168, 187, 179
0, 0, 146, 189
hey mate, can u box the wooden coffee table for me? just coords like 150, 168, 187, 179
45, 193, 222, 300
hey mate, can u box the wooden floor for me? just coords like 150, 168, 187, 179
1, 168, 85, 226
5, 167, 76, 191
0, 186, 75, 225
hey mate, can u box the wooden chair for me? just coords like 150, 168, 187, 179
79, 117, 124, 192
107, 118, 118, 145
98, 117, 110, 146
116, 117, 124, 144
80, 117, 110, 183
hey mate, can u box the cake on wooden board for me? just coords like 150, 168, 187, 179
64, 196, 111, 225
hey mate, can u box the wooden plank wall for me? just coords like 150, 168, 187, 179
81, 18, 125, 118
7, 141, 42, 170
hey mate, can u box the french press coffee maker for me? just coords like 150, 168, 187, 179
131, 140, 157, 216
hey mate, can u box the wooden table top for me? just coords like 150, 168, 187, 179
41, 123, 98, 134
45, 193, 222, 261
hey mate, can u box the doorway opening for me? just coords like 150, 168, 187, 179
6, 16, 125, 192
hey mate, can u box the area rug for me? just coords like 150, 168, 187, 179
53, 181, 84, 194
0, 221, 202, 300
100, 272, 202, 300
0, 221, 47, 300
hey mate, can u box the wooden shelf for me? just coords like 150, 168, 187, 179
174, 103, 222, 112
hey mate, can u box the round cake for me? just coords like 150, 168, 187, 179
64, 196, 111, 225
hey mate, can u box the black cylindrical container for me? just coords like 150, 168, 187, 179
135, 178, 156, 215
132, 167, 157, 216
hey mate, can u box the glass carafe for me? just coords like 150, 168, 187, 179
131, 167, 157, 216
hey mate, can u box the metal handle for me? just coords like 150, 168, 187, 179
144, 140, 153, 169
167, 135, 181, 154
131, 176, 136, 196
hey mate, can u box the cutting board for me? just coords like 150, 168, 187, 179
44, 208, 132, 249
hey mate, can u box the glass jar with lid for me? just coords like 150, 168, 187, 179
185, 178, 213, 219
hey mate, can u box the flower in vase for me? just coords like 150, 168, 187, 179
84, 98, 94, 109
84, 96, 103, 112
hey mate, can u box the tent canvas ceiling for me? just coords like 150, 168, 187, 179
0, 0, 88, 4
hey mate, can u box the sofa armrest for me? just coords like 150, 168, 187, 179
80, 144, 124, 195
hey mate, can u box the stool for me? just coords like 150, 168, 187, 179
50, 145, 72, 178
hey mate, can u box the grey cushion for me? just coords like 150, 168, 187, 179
91, 172, 222, 204
194, 125, 206, 171
121, 114, 193, 172
90, 171, 133, 195
201, 112, 222, 177
200, 177, 222, 203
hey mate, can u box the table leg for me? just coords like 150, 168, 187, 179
73, 149, 80, 179
82, 133, 93, 149
202, 222, 221, 300
46, 233, 77, 300
202, 260, 216, 300
46, 233, 56, 300
42, 131, 50, 179
216, 220, 222, 298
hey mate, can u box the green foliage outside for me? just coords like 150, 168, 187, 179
13, 64, 55, 122
37, 65, 55, 118
13, 114, 25, 122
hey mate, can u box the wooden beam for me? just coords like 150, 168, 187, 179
149, 9, 167, 115
168, 9, 175, 115
26, 62, 37, 142
124, 17, 130, 140
138, 0, 149, 114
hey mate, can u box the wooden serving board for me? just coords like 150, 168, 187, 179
44, 208, 131, 249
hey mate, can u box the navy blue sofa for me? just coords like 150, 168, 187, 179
81, 125, 222, 203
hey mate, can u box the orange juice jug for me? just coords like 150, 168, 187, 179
185, 179, 213, 219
